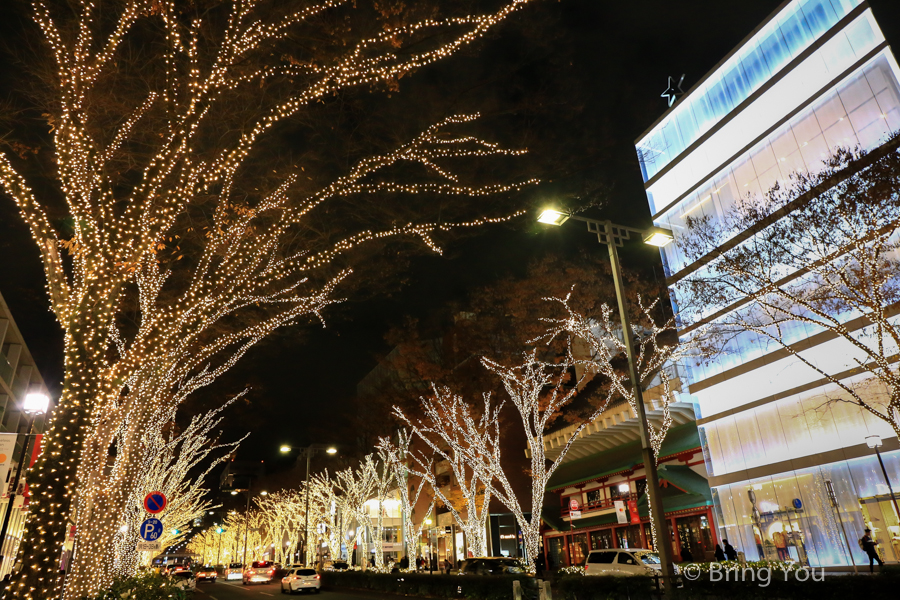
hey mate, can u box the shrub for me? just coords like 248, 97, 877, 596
554, 574, 655, 600
82, 573, 189, 600
321, 570, 536, 600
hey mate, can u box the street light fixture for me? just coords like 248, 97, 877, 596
538, 211, 676, 582
865, 434, 900, 525
0, 391, 50, 569
281, 444, 338, 565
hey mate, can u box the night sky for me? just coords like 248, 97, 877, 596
2, 0, 900, 472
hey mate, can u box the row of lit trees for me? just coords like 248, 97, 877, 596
0, 0, 538, 597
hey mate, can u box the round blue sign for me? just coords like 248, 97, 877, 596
792, 498, 802, 509
139, 518, 164, 542
144, 491, 167, 514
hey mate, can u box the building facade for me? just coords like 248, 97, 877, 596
0, 288, 51, 576
636, 0, 900, 567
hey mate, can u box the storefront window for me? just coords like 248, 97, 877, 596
590, 529, 614, 550
568, 533, 588, 566
586, 489, 604, 506
616, 525, 642, 550
676, 514, 714, 562
547, 537, 565, 570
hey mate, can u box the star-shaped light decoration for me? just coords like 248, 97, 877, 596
661, 74, 685, 107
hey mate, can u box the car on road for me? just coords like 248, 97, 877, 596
457, 557, 526, 576
585, 549, 680, 579
195, 566, 217, 583
244, 560, 276, 584
171, 571, 197, 593
325, 561, 349, 572
224, 563, 244, 580
281, 568, 321, 594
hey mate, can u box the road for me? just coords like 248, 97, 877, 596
192, 580, 408, 600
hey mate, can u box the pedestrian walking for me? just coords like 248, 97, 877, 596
723, 539, 738, 561
860, 528, 884, 573
680, 546, 693, 562
714, 544, 725, 562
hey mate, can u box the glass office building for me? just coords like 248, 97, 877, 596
636, 0, 900, 567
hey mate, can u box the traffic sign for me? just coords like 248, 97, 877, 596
139, 518, 164, 542
144, 491, 167, 514
570, 510, 582, 519
137, 541, 162, 552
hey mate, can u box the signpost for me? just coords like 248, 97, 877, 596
140, 518, 164, 542
137, 541, 162, 552
144, 491, 168, 514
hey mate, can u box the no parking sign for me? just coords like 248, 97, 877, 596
144, 491, 167, 514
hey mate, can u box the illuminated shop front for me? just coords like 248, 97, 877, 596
635, 0, 900, 568
542, 423, 718, 567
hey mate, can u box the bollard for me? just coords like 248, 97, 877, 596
513, 579, 523, 600
542, 580, 552, 600
536, 579, 545, 600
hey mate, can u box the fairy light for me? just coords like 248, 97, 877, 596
0, 1, 538, 598
376, 431, 432, 558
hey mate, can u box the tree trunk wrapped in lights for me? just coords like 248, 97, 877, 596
392, 398, 494, 559
0, 1, 536, 597
256, 489, 305, 566
678, 142, 900, 439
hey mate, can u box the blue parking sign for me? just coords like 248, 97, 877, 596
139, 518, 163, 542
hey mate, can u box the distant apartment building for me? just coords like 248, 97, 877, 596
636, 0, 900, 567
0, 288, 51, 576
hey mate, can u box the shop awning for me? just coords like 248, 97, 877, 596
547, 423, 701, 491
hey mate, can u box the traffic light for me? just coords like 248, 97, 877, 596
172, 529, 181, 535
216, 527, 225, 534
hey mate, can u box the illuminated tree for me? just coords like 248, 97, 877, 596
677, 142, 900, 438
0, 1, 536, 597
392, 395, 494, 558
255, 489, 305, 566
110, 401, 243, 579
376, 430, 432, 558
397, 290, 692, 564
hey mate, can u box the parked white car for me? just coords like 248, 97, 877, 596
585, 549, 679, 578
281, 568, 321, 594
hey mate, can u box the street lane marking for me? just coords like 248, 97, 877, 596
259, 593, 273, 597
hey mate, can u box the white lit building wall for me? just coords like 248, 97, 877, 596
635, 0, 900, 567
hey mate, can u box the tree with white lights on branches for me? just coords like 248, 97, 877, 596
0, 1, 536, 597
376, 430, 432, 559
110, 401, 243, 579
392, 394, 495, 559
255, 489, 305, 566
398, 290, 692, 565
678, 142, 900, 439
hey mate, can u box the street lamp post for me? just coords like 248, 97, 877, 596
865, 435, 900, 528
281, 444, 337, 565
538, 210, 676, 582
0, 392, 50, 570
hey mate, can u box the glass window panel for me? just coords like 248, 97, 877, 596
822, 118, 857, 150
756, 166, 781, 198
661, 120, 684, 162
838, 72, 874, 113
800, 0, 839, 33
813, 93, 848, 131
734, 411, 766, 470
770, 127, 800, 161
741, 43, 771, 90
849, 97, 887, 143
845, 14, 877, 57
778, 9, 814, 56
717, 417, 748, 474
676, 109, 699, 153
791, 108, 822, 146
798, 133, 830, 170
777, 396, 814, 458
759, 27, 790, 73
723, 64, 752, 107
779, 149, 808, 180
864, 61, 890, 95
750, 142, 777, 175
707, 77, 734, 118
